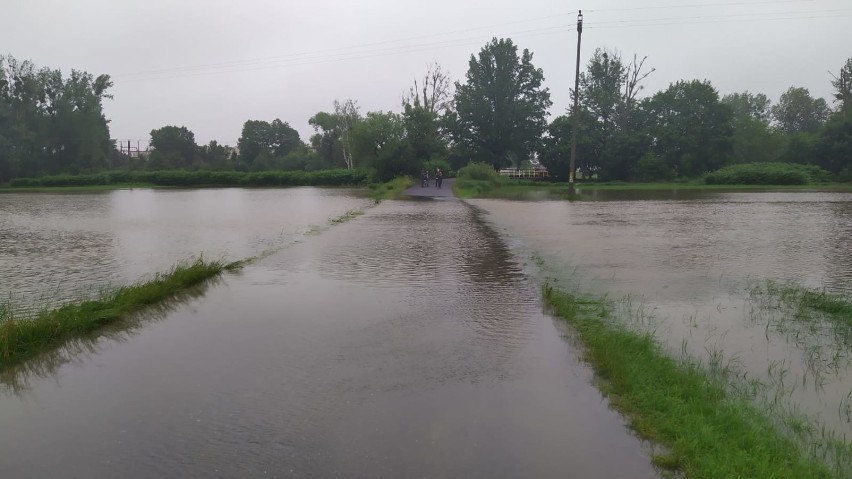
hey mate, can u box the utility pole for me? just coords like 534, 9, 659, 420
569, 10, 583, 195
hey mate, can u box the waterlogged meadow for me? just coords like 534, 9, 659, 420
0, 187, 374, 313
472, 190, 852, 475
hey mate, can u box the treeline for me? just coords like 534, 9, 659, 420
10, 169, 369, 187
2, 44, 850, 185
540, 51, 852, 182
0, 55, 115, 184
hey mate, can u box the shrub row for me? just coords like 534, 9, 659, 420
704, 162, 831, 185
9, 169, 372, 188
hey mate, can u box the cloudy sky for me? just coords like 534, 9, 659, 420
3, 0, 850, 147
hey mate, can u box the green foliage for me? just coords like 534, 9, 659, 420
368, 176, 413, 201
349, 111, 415, 181
453, 37, 552, 169
541, 284, 834, 478
704, 162, 831, 185
237, 118, 301, 169
772, 87, 830, 134
9, 169, 372, 188
632, 153, 674, 182
421, 158, 452, 177
722, 91, 772, 123
0, 259, 225, 369
813, 116, 852, 174
148, 125, 198, 169
453, 161, 505, 196
643, 79, 734, 177
403, 104, 447, 164
0, 55, 113, 183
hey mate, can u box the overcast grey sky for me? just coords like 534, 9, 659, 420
3, 0, 850, 147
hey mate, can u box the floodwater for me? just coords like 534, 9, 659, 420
0, 187, 372, 310
471, 189, 852, 446
0, 192, 657, 478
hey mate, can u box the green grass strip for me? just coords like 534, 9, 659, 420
368, 176, 414, 201
541, 283, 833, 478
0, 259, 226, 369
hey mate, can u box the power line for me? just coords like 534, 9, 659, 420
112, 14, 579, 79
111, 3, 846, 83
585, 0, 816, 13
585, 7, 851, 27
117, 25, 575, 82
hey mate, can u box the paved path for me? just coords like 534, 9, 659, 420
403, 177, 455, 197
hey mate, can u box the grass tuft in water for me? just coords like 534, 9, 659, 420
0, 258, 228, 369
541, 282, 833, 478
329, 209, 364, 225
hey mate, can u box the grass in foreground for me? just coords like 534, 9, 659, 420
0, 259, 227, 369
542, 283, 834, 478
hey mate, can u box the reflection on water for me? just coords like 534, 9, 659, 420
472, 190, 852, 444
0, 197, 656, 478
0, 278, 219, 395
0, 187, 372, 310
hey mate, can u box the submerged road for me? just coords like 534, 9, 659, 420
404, 177, 456, 198
0, 193, 657, 478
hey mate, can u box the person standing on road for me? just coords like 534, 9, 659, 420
435, 168, 443, 189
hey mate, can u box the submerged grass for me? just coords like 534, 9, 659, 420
542, 283, 834, 478
368, 176, 413, 201
750, 280, 852, 348
329, 209, 364, 224
0, 258, 227, 369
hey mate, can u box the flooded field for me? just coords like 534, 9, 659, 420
0, 187, 372, 310
471, 190, 852, 457
0, 193, 656, 478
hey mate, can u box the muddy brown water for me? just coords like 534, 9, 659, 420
471, 189, 852, 446
0, 187, 373, 310
0, 191, 657, 478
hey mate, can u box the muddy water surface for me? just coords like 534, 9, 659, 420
0, 187, 371, 309
471, 190, 852, 442
0, 197, 656, 478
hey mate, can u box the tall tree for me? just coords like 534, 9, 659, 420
722, 91, 772, 123
578, 48, 625, 135
148, 126, 197, 169
453, 38, 552, 169
237, 118, 300, 169
771, 86, 830, 134
403, 62, 453, 115
350, 111, 411, 180
0, 55, 113, 181
402, 63, 452, 164
643, 80, 734, 177
309, 100, 360, 170
722, 91, 783, 164
830, 57, 852, 119
334, 99, 359, 169
557, 47, 653, 180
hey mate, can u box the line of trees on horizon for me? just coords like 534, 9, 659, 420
1, 45, 850, 184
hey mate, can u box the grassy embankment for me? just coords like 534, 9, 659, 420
453, 162, 852, 198
0, 178, 396, 371
367, 176, 414, 201
2, 169, 372, 191
542, 283, 835, 478
0, 259, 237, 369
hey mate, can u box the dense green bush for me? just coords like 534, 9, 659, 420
454, 162, 505, 194
422, 158, 453, 178
704, 162, 831, 185
9, 169, 372, 188
457, 162, 502, 182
